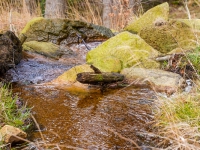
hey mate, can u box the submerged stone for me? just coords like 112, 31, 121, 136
124, 2, 169, 33
52, 64, 94, 85
86, 31, 160, 72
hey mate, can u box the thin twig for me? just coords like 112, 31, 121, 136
104, 126, 141, 149
31, 114, 47, 148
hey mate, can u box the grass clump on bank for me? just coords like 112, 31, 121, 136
155, 91, 200, 149
153, 45, 200, 149
187, 46, 200, 75
0, 83, 31, 131
154, 82, 200, 149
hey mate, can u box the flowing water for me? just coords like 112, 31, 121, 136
6, 43, 159, 149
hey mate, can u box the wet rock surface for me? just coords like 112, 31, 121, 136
0, 31, 22, 75
5, 42, 101, 84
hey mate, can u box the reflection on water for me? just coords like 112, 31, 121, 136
13, 84, 157, 149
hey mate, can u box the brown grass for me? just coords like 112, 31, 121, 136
0, 0, 142, 34
0, 0, 39, 35
66, 0, 142, 31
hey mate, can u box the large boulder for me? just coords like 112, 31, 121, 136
124, 2, 169, 33
121, 67, 185, 94
19, 17, 114, 45
23, 41, 63, 59
0, 125, 27, 144
139, 20, 198, 54
86, 31, 160, 72
0, 31, 22, 75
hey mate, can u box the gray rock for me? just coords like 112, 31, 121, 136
19, 18, 114, 45
121, 67, 185, 94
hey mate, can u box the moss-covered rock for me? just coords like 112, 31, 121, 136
176, 19, 200, 30
92, 56, 122, 72
23, 41, 63, 59
86, 31, 160, 72
52, 64, 94, 84
19, 17, 114, 45
124, 2, 169, 33
121, 67, 185, 94
139, 20, 198, 53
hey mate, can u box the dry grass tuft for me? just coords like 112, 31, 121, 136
154, 82, 200, 149
66, 0, 142, 31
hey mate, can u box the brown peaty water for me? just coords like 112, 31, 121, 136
13, 84, 157, 149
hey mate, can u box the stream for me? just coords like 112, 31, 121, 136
5, 43, 160, 149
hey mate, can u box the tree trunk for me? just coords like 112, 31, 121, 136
45, 0, 66, 18
102, 0, 112, 28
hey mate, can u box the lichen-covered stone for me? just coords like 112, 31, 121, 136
19, 17, 114, 45
139, 20, 198, 53
124, 2, 169, 33
121, 67, 185, 94
23, 41, 63, 59
86, 31, 160, 72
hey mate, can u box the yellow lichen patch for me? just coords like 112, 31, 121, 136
52, 64, 94, 84
124, 2, 169, 33
23, 41, 61, 59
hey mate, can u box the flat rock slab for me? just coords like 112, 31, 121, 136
121, 67, 185, 94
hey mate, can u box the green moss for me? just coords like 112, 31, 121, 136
21, 17, 44, 34
175, 19, 200, 30
23, 41, 62, 59
92, 56, 122, 73
124, 2, 169, 33
139, 20, 198, 53
95, 74, 104, 81
86, 31, 159, 72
